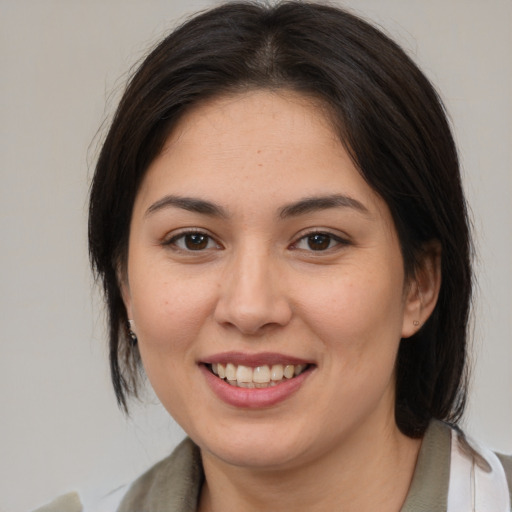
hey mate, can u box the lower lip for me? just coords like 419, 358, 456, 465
200, 364, 312, 409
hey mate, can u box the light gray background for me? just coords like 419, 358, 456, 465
1, 1, 511, 510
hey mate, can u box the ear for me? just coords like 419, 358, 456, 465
401, 240, 442, 338
117, 265, 134, 320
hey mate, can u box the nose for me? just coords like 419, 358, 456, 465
213, 246, 292, 335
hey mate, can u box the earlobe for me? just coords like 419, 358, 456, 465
401, 241, 442, 338
120, 280, 137, 341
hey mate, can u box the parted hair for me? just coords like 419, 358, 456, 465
89, 1, 472, 437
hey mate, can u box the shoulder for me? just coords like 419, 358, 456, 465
117, 437, 203, 512
447, 422, 512, 509
497, 452, 512, 496
31, 438, 202, 512
32, 492, 83, 512
32, 486, 129, 512
402, 420, 511, 511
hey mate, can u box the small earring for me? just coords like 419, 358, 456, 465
128, 319, 137, 344
413, 320, 420, 327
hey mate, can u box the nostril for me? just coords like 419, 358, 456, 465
214, 297, 293, 335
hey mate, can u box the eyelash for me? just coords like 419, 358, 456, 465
164, 230, 221, 252
291, 231, 349, 252
163, 229, 349, 253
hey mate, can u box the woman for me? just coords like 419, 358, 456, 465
41, 1, 511, 510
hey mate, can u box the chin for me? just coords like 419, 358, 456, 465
193, 422, 319, 470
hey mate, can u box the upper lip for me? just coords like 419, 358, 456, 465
201, 351, 313, 367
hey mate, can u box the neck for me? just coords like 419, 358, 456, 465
198, 417, 421, 512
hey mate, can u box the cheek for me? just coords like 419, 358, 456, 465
299, 262, 406, 344
129, 268, 217, 356
296, 263, 406, 403
128, 272, 216, 416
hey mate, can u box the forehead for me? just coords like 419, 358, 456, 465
161, 90, 340, 169
135, 90, 387, 221
172, 89, 338, 140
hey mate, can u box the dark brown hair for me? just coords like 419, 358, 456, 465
89, 1, 472, 437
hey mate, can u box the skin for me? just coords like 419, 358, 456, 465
122, 90, 441, 511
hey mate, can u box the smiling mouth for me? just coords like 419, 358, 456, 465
207, 363, 311, 388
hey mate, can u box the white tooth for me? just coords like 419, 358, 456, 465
225, 363, 236, 381
236, 365, 253, 383
294, 364, 307, 376
211, 363, 218, 375
271, 364, 284, 381
253, 365, 270, 383
254, 382, 268, 388
227, 380, 237, 386
217, 363, 226, 379
284, 365, 295, 379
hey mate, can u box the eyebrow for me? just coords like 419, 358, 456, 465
279, 194, 369, 218
145, 195, 229, 218
145, 193, 369, 219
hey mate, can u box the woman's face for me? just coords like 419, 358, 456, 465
123, 90, 422, 469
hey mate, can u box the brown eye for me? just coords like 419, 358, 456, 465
292, 231, 348, 252
307, 233, 332, 251
166, 231, 219, 251
184, 233, 209, 250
